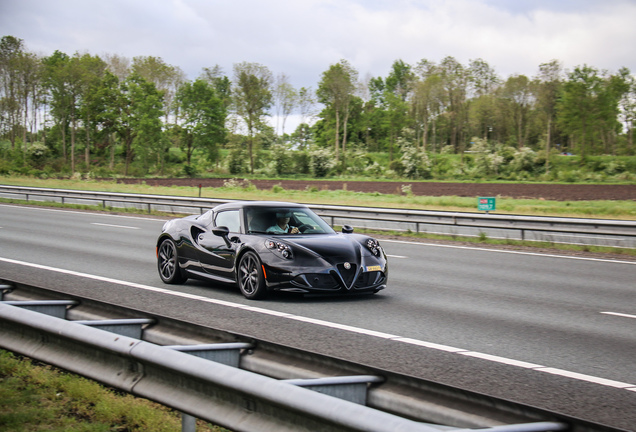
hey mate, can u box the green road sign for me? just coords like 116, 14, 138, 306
478, 197, 496, 212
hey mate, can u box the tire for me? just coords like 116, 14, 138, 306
158, 238, 187, 284
238, 251, 267, 300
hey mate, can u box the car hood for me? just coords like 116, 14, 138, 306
284, 234, 361, 263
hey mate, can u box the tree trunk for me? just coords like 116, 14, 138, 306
334, 110, 340, 163
342, 107, 350, 168
85, 114, 90, 169
545, 117, 551, 173
70, 117, 76, 173
109, 133, 115, 170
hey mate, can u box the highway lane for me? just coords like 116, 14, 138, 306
1, 203, 636, 428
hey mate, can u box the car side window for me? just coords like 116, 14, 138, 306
215, 210, 241, 233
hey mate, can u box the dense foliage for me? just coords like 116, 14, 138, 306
1, 35, 635, 181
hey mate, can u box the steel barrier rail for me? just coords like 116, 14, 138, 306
1, 184, 635, 248
0, 301, 573, 432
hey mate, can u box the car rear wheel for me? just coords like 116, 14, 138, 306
238, 251, 267, 299
158, 238, 187, 284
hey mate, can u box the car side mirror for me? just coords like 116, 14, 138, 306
212, 226, 231, 247
342, 225, 354, 234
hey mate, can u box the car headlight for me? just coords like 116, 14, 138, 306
265, 239, 293, 259
366, 238, 382, 257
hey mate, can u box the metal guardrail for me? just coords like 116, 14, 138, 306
1, 184, 635, 248
0, 280, 586, 432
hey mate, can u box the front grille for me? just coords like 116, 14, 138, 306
354, 271, 385, 288
302, 273, 339, 289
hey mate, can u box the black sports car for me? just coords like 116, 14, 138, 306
156, 201, 388, 299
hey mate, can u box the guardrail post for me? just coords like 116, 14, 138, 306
181, 413, 196, 432
0, 284, 12, 301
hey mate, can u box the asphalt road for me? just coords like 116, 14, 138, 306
1, 204, 635, 429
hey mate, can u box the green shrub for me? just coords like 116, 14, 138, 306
182, 164, 198, 177
310, 147, 336, 178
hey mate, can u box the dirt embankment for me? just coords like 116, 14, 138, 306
116, 178, 636, 201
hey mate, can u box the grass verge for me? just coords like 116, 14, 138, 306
0, 350, 228, 432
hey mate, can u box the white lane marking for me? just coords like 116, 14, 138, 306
459, 351, 545, 369
2, 255, 635, 393
386, 254, 407, 259
536, 368, 635, 389
601, 311, 636, 320
91, 223, 140, 230
382, 238, 636, 265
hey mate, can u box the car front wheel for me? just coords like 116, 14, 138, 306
158, 238, 187, 284
238, 251, 267, 299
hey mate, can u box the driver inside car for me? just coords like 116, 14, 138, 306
266, 211, 299, 234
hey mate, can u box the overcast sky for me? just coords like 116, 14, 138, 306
2, 0, 635, 90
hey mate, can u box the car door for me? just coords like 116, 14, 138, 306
195, 209, 241, 283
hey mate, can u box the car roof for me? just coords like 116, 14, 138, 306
212, 201, 308, 212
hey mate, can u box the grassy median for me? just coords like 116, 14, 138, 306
2, 176, 636, 220
0, 350, 228, 432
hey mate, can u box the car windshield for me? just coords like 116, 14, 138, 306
245, 207, 335, 235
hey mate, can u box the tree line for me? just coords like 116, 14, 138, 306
1, 35, 635, 181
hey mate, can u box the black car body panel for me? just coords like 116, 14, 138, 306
156, 201, 388, 298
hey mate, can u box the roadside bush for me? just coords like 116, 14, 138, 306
511, 147, 538, 173
293, 150, 311, 175
270, 144, 293, 175
182, 164, 198, 177
227, 147, 247, 174
345, 149, 373, 175
310, 147, 336, 178
25, 142, 49, 168
364, 161, 385, 177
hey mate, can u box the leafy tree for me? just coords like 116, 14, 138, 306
200, 65, 232, 110
108, 73, 164, 175
91, 71, 121, 169
232, 62, 273, 174
499, 74, 534, 149
534, 60, 563, 171
317, 60, 358, 167
468, 58, 500, 97
132, 56, 184, 126
370, 60, 415, 161
77, 53, 107, 168
557, 65, 626, 157
0, 36, 30, 148
103, 53, 130, 81
176, 78, 226, 166
44, 52, 107, 172
412, 67, 444, 152
438, 56, 469, 154
273, 73, 297, 135
297, 86, 316, 126
385, 59, 415, 102
617, 68, 636, 154
467, 59, 500, 143
42, 51, 72, 166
